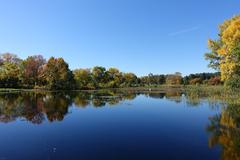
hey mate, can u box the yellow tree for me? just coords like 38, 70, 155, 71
205, 15, 240, 81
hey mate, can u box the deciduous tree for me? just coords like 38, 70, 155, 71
205, 15, 240, 81
41, 57, 74, 89
22, 55, 46, 87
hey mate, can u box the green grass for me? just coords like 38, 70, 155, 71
184, 85, 240, 105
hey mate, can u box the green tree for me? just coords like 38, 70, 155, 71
0, 53, 22, 88
41, 57, 74, 90
122, 73, 138, 87
106, 68, 123, 88
144, 73, 166, 86
74, 69, 95, 89
92, 66, 107, 88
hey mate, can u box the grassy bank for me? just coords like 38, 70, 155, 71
0, 85, 228, 93
184, 85, 240, 105
0, 85, 237, 95
0, 85, 184, 93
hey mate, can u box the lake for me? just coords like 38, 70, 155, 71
0, 90, 239, 160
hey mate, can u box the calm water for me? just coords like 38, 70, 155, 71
0, 90, 239, 160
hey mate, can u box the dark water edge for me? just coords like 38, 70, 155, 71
0, 89, 239, 160
0, 85, 184, 91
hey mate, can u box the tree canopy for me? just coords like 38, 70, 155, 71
0, 52, 223, 90
205, 15, 240, 82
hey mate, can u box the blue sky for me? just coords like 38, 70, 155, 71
0, 0, 239, 76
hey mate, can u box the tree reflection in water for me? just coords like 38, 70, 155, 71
207, 103, 240, 160
0, 90, 184, 124
1, 90, 240, 159
0, 92, 72, 124
183, 88, 240, 159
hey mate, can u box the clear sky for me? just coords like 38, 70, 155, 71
0, 0, 239, 76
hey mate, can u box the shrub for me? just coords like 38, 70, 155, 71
225, 74, 240, 89
208, 76, 221, 85
189, 78, 202, 85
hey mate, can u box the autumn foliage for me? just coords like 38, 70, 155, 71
0, 52, 223, 90
205, 15, 240, 86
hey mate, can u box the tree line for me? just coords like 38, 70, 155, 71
0, 52, 221, 90
0, 15, 239, 90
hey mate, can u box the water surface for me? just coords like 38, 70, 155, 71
0, 90, 239, 160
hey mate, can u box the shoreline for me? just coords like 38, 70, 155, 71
0, 85, 222, 93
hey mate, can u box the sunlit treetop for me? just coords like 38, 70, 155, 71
206, 15, 240, 81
